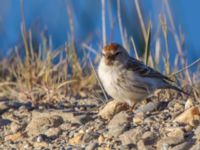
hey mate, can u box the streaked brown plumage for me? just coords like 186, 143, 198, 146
98, 43, 187, 107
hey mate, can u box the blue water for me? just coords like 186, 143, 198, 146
0, 0, 199, 67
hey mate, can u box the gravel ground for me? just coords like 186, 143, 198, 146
0, 91, 200, 150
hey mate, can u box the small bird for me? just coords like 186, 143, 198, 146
98, 43, 187, 107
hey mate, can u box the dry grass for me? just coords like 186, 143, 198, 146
0, 36, 98, 105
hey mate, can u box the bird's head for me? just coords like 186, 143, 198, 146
101, 43, 128, 66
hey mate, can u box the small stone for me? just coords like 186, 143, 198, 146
23, 142, 33, 149
174, 103, 184, 111
26, 112, 64, 137
142, 131, 157, 145
135, 102, 158, 114
157, 101, 169, 111
157, 136, 185, 149
44, 127, 61, 139
10, 122, 22, 133
170, 142, 194, 150
119, 127, 143, 145
174, 106, 200, 126
98, 100, 129, 120
184, 125, 193, 132
60, 123, 71, 131
133, 113, 144, 125
137, 140, 154, 150
0, 119, 11, 127
166, 127, 184, 139
33, 142, 48, 148
190, 143, 200, 150
107, 111, 129, 137
119, 144, 137, 150
98, 135, 105, 144
5, 132, 24, 142
69, 133, 84, 145
0, 102, 9, 114
85, 142, 98, 150
194, 125, 200, 140
185, 98, 193, 110
34, 134, 49, 142
83, 132, 99, 143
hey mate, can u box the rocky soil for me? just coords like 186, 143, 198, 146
0, 92, 200, 150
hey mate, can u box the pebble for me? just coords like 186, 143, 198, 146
0, 119, 11, 127
98, 135, 105, 144
174, 106, 200, 126
135, 102, 158, 114
33, 134, 49, 142
168, 129, 184, 139
5, 132, 24, 142
0, 101, 9, 114
194, 125, 200, 139
157, 136, 185, 149
170, 141, 194, 150
98, 100, 129, 120
137, 140, 154, 150
69, 133, 84, 145
85, 142, 98, 150
26, 112, 64, 137
133, 112, 144, 125
33, 141, 49, 148
83, 132, 99, 143
10, 122, 22, 133
142, 131, 157, 145
185, 98, 193, 110
44, 127, 62, 139
190, 143, 200, 150
119, 127, 143, 145
107, 111, 129, 137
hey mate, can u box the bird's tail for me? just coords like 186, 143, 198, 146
165, 84, 190, 96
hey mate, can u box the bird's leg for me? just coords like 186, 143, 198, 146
127, 102, 137, 114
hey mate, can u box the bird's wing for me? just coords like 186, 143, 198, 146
126, 57, 173, 82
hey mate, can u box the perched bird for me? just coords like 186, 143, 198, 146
98, 43, 187, 107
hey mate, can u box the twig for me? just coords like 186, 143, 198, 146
171, 57, 200, 76
101, 0, 106, 46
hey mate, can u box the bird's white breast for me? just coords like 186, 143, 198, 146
97, 58, 149, 106
98, 59, 120, 100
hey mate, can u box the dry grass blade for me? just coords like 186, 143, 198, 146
131, 37, 139, 60
164, 0, 192, 84
57, 80, 77, 89
82, 43, 99, 55
134, 0, 147, 42
144, 23, 151, 65
89, 58, 108, 103
155, 38, 161, 67
117, 0, 126, 47
171, 57, 200, 76
20, 0, 29, 65
102, 0, 107, 46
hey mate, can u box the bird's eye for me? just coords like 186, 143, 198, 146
114, 51, 121, 56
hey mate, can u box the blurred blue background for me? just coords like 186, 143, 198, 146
0, 0, 199, 66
